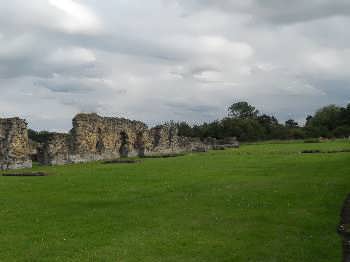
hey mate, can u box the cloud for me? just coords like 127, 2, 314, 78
50, 47, 95, 63
173, 0, 350, 24
48, 0, 102, 34
0, 0, 349, 131
0, 0, 102, 35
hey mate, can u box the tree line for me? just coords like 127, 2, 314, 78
28, 102, 350, 143
176, 102, 350, 141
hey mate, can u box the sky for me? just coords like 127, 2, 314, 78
0, 0, 349, 131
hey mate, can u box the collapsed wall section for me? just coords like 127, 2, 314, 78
150, 124, 181, 154
0, 118, 32, 170
37, 114, 238, 166
70, 113, 152, 162
37, 133, 71, 165
204, 137, 240, 149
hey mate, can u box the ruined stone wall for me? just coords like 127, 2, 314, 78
0, 118, 32, 170
37, 114, 237, 166
36, 114, 154, 165
37, 133, 71, 165
150, 124, 181, 154
149, 124, 215, 153
38, 115, 199, 165
206, 137, 240, 149
29, 140, 40, 161
176, 136, 240, 152
70, 113, 152, 162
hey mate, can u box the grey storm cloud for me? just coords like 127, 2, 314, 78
174, 0, 350, 23
0, 0, 349, 131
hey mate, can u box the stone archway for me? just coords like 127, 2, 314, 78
136, 131, 145, 157
96, 128, 105, 154
119, 131, 129, 158
153, 127, 162, 148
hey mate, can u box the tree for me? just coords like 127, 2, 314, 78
257, 114, 281, 139
177, 122, 193, 137
175, 102, 350, 141
28, 129, 52, 143
307, 105, 342, 137
305, 115, 313, 126
228, 101, 259, 119
339, 104, 350, 126
333, 125, 350, 138
285, 119, 299, 128
258, 114, 279, 127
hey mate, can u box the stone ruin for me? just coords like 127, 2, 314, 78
37, 113, 204, 166
204, 137, 240, 149
37, 114, 150, 165
150, 123, 185, 154
0, 113, 240, 169
71, 113, 152, 162
37, 133, 71, 165
0, 118, 32, 170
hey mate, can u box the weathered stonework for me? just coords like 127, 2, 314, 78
218, 137, 240, 148
0, 118, 32, 170
36, 113, 239, 166
150, 124, 185, 154
29, 140, 40, 161
70, 113, 152, 162
37, 133, 71, 165
38, 114, 154, 165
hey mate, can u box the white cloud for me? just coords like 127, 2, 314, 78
0, 0, 349, 131
48, 47, 96, 66
0, 34, 36, 60
196, 36, 254, 60
48, 0, 102, 34
308, 49, 341, 70
0, 0, 102, 35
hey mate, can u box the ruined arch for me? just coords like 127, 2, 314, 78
153, 127, 162, 148
96, 128, 105, 154
119, 131, 129, 157
136, 131, 145, 157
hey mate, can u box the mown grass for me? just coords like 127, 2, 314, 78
1, 140, 350, 261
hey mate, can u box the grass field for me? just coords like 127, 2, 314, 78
1, 140, 350, 261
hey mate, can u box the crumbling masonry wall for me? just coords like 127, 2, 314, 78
150, 123, 186, 154
0, 114, 239, 169
38, 113, 155, 165
37, 133, 71, 165
70, 113, 152, 162
0, 118, 32, 170
37, 113, 239, 166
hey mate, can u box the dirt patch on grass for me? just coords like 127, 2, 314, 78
103, 159, 142, 164
2, 172, 50, 177
141, 153, 185, 159
338, 194, 350, 262
301, 149, 350, 154
301, 150, 321, 154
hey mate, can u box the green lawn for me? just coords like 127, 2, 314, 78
1, 140, 350, 261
